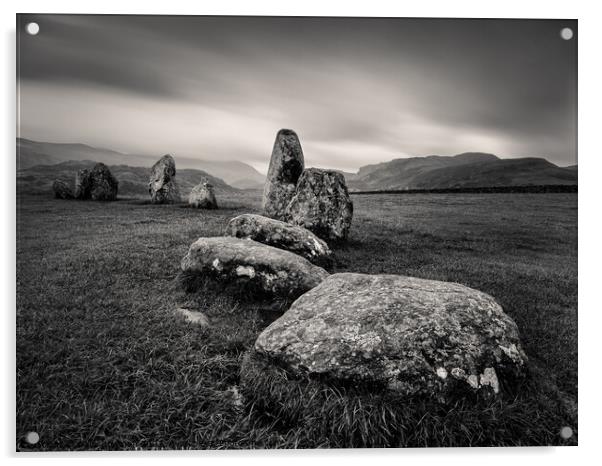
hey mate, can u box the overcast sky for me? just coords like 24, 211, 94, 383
17, 15, 577, 173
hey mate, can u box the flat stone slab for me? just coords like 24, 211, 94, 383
180, 237, 329, 299
225, 214, 332, 265
254, 273, 528, 402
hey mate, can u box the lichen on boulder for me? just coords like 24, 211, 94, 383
179, 236, 329, 299
251, 273, 528, 402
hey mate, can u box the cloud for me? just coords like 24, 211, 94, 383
17, 15, 577, 170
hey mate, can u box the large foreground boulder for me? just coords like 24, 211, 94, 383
262, 129, 304, 220
189, 182, 218, 209
74, 163, 118, 201
285, 168, 353, 241
251, 273, 527, 402
52, 180, 74, 199
149, 154, 180, 204
180, 237, 329, 299
224, 214, 332, 266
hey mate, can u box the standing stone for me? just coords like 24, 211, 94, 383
262, 129, 304, 220
74, 163, 118, 201
149, 154, 181, 204
52, 180, 74, 199
189, 182, 218, 209
285, 168, 353, 241
89, 163, 118, 201
74, 168, 92, 200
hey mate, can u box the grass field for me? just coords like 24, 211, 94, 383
16, 191, 577, 450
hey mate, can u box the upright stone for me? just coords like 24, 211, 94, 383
189, 182, 218, 209
52, 180, 74, 199
149, 154, 181, 204
285, 168, 353, 241
74, 168, 92, 200
73, 163, 118, 201
89, 163, 118, 201
262, 129, 304, 220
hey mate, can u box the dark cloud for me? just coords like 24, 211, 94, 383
17, 15, 577, 171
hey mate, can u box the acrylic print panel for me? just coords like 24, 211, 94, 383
16, 14, 577, 450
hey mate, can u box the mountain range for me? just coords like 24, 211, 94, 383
16, 139, 577, 195
342, 152, 577, 191
16, 138, 266, 189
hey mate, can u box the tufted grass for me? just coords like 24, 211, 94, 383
16, 191, 577, 450
239, 352, 574, 448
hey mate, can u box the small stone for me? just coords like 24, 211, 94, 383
175, 308, 210, 328
189, 181, 218, 209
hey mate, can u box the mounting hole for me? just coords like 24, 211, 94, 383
560, 426, 573, 439
25, 22, 39, 35
25, 431, 40, 444
560, 27, 573, 40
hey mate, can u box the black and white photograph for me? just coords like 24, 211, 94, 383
15, 13, 577, 451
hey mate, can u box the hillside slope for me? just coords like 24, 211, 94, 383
347, 153, 577, 191
17, 160, 238, 198
16, 138, 265, 188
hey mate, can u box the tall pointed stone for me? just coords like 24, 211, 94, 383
262, 129, 304, 220
149, 154, 181, 204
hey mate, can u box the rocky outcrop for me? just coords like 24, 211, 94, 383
189, 182, 218, 209
285, 168, 353, 241
74, 163, 118, 201
262, 129, 304, 220
225, 214, 332, 266
180, 237, 329, 299
149, 154, 180, 204
52, 180, 74, 199
251, 273, 527, 403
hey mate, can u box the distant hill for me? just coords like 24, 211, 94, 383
16, 138, 265, 189
345, 153, 577, 191
17, 160, 238, 198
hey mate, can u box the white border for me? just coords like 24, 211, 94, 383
3, 1, 600, 465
